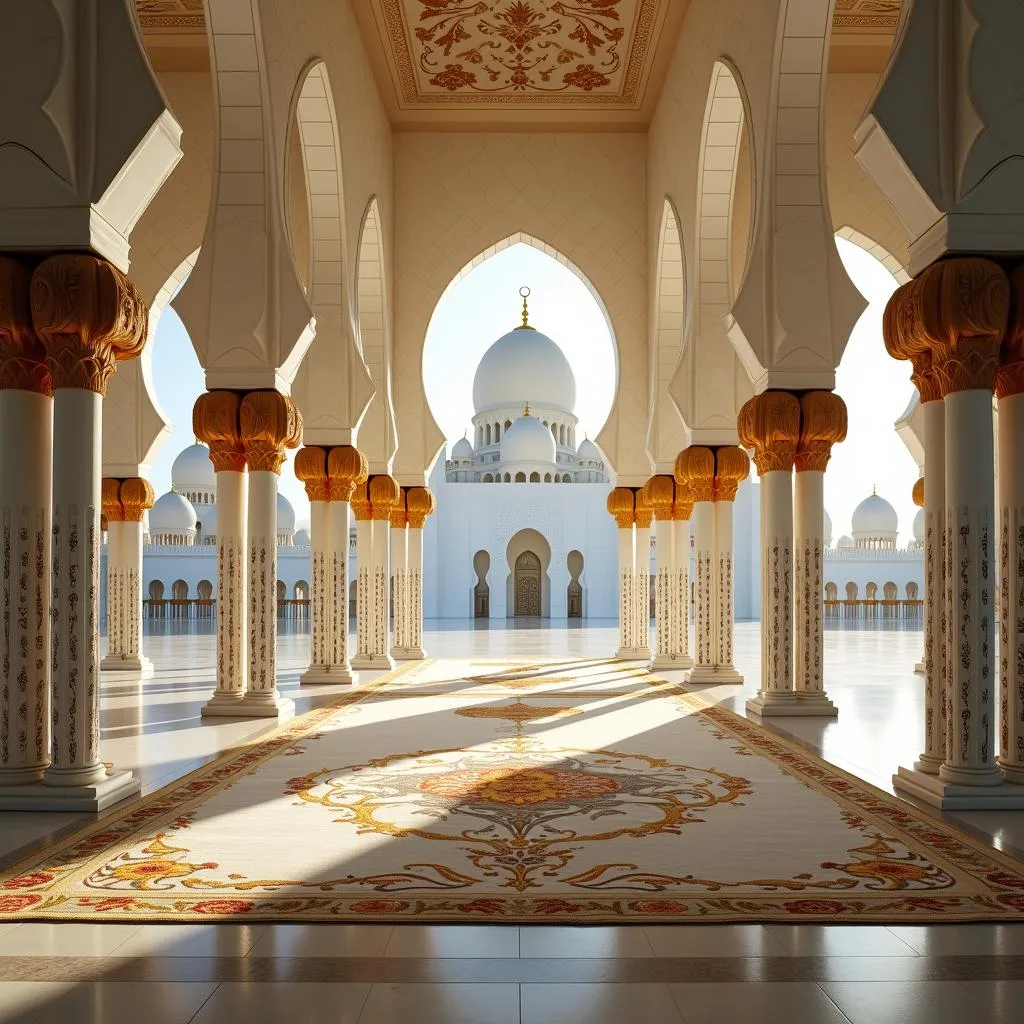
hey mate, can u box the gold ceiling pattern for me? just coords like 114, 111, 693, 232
381, 0, 657, 105
136, 0, 205, 30
833, 0, 902, 29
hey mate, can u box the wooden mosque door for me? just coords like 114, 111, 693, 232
514, 551, 542, 616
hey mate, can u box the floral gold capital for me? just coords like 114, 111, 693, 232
295, 446, 330, 502
368, 474, 401, 521
120, 478, 155, 522
713, 446, 750, 501
240, 390, 302, 474
737, 391, 801, 474
606, 486, 634, 529
675, 445, 716, 502
327, 445, 369, 503
406, 486, 436, 529
193, 391, 245, 473
997, 264, 1024, 399
0, 256, 51, 396
796, 392, 847, 473
641, 475, 675, 522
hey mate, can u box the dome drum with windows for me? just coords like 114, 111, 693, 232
446, 288, 608, 484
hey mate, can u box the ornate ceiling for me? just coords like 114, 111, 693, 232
134, 0, 904, 121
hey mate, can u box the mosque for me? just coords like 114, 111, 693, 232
126, 297, 924, 625
5, 3, 1024, 1014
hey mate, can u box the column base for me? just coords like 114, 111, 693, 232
0, 769, 140, 812
300, 665, 354, 685
101, 654, 154, 677
650, 655, 679, 671
686, 665, 744, 684
616, 647, 652, 661
913, 753, 943, 776
746, 690, 838, 717
0, 765, 47, 787
352, 654, 395, 671
914, 661, 925, 675
238, 692, 295, 720
998, 759, 1024, 784
393, 647, 427, 661
894, 765, 1024, 809
201, 690, 246, 718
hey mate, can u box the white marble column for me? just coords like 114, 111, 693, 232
351, 482, 375, 670
672, 503, 693, 668
792, 392, 844, 714
195, 392, 249, 717
238, 392, 300, 717
0, 292, 52, 790
633, 493, 653, 660
608, 487, 637, 658
653, 515, 674, 670
107, 479, 154, 675
296, 447, 334, 685
389, 496, 408, 659
101, 489, 126, 669
998, 350, 1024, 783
401, 486, 435, 660
740, 392, 802, 717
327, 445, 367, 682
676, 448, 716, 682
912, 475, 927, 675
366, 475, 398, 670
710, 447, 749, 683
31, 255, 144, 809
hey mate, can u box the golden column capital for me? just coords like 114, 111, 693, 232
239, 390, 302, 474
0, 256, 51, 396
796, 391, 848, 473
368, 474, 401, 522
912, 476, 925, 508
713, 445, 750, 501
193, 390, 245, 472
884, 274, 942, 403
30, 253, 147, 395
674, 445, 716, 501
120, 478, 155, 522
351, 480, 372, 522
327, 445, 369, 503
634, 487, 654, 529
102, 478, 124, 523
737, 391, 801, 474
406, 486, 436, 528
295, 446, 330, 502
672, 479, 694, 521
641, 474, 675, 522
997, 264, 1024, 400
606, 486, 635, 529
390, 488, 408, 529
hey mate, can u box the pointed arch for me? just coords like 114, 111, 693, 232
647, 198, 689, 472
834, 226, 910, 284
356, 197, 397, 472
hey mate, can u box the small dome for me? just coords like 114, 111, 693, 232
452, 437, 474, 461
837, 534, 855, 550
500, 411, 557, 465
823, 509, 833, 547
294, 528, 311, 547
473, 328, 576, 415
171, 444, 215, 494
277, 492, 296, 531
852, 492, 898, 538
913, 507, 925, 544
577, 438, 601, 462
195, 502, 218, 543
149, 491, 197, 533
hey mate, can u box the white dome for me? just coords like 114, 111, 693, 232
294, 528, 311, 547
277, 492, 296, 531
577, 438, 601, 462
913, 507, 925, 544
171, 444, 215, 494
472, 328, 576, 415
195, 502, 217, 543
852, 493, 898, 537
149, 491, 197, 533
837, 534, 855, 549
452, 437, 474, 461
500, 412, 557, 465
823, 509, 833, 546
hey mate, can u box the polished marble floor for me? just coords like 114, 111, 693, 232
1, 619, 1023, 1023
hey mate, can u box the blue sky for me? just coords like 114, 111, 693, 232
147, 237, 916, 543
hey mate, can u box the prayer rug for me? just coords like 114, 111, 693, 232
2, 659, 1023, 923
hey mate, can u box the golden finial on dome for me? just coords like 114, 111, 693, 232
514, 286, 535, 331
524, 401, 531, 416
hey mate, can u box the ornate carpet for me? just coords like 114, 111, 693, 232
2, 658, 1024, 923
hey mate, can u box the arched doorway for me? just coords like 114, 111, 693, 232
514, 552, 542, 616
567, 549, 584, 618
473, 550, 490, 618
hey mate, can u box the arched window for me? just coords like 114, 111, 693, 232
494, 422, 501, 442
504, 419, 512, 432
544, 473, 552, 482
551, 423, 557, 440
515, 472, 526, 482
559, 424, 566, 445
529, 471, 540, 482
824, 582, 838, 601
883, 582, 898, 601
866, 582, 878, 601
562, 475, 571, 483
486, 424, 492, 445
906, 582, 919, 600
483, 473, 493, 482
197, 579, 213, 600
845, 582, 858, 601
172, 579, 188, 601
504, 473, 511, 482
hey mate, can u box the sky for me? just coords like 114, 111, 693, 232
146, 237, 917, 545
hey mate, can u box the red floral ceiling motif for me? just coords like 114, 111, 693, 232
382, 0, 659, 104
